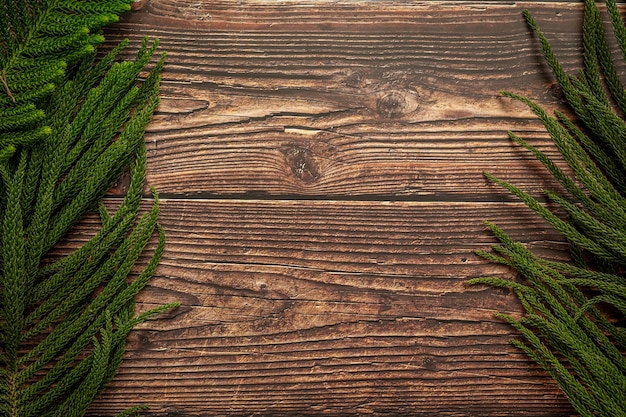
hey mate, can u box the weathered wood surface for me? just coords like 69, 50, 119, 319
84, 1, 615, 415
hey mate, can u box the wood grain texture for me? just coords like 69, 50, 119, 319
80, 0, 624, 415
103, 0, 606, 200
78, 199, 574, 416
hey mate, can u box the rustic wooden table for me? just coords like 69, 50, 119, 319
84, 1, 601, 415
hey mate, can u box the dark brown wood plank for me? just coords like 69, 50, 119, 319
76, 1, 618, 415
77, 199, 576, 416
101, 1, 611, 200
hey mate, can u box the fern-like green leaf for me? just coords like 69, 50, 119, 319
0, 0, 134, 160
0, 4, 178, 416
473, 1, 626, 415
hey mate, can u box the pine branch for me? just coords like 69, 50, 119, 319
0, 2, 178, 416
472, 1, 626, 415
0, 0, 134, 161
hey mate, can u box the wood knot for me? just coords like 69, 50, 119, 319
283, 144, 321, 183
344, 71, 364, 88
376, 91, 417, 119
548, 82, 566, 104
127, 330, 154, 351
422, 356, 437, 371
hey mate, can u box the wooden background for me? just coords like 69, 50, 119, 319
83, 0, 615, 415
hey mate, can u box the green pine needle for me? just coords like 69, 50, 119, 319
0, 1, 178, 416
0, 0, 134, 160
473, 2, 626, 415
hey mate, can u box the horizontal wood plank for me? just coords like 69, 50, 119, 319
78, 199, 575, 416
100, 1, 611, 200
79, 0, 624, 415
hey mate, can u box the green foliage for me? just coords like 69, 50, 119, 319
0, 1, 178, 416
470, 1, 626, 415
0, 0, 134, 161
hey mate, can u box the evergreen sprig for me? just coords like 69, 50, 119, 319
0, 1, 178, 416
0, 0, 134, 162
470, 1, 626, 415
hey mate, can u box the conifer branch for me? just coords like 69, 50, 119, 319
0, 2, 178, 416
0, 70, 15, 103
0, 0, 134, 161
473, 1, 626, 415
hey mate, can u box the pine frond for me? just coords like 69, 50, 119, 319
0, 0, 133, 160
473, 1, 626, 415
0, 24, 177, 417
